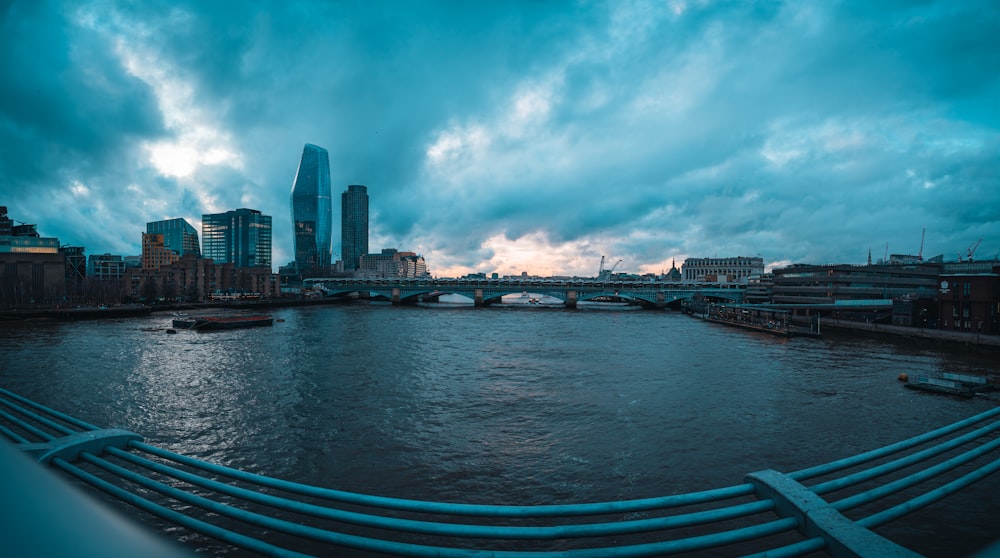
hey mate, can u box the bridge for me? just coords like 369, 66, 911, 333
302, 277, 745, 308
2, 387, 999, 557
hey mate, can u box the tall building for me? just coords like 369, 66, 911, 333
290, 143, 333, 278
202, 208, 273, 269
146, 218, 200, 258
341, 184, 369, 271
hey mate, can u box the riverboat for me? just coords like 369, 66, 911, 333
171, 315, 273, 331
902, 375, 981, 397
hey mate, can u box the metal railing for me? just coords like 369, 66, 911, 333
2, 386, 999, 557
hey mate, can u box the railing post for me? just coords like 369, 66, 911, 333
746, 470, 921, 558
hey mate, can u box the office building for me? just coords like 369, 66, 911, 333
0, 207, 65, 306
769, 263, 943, 305
146, 218, 200, 258
89, 254, 126, 280
290, 143, 333, 278
202, 208, 272, 269
341, 184, 368, 271
682, 256, 764, 284
937, 271, 1000, 334
141, 233, 178, 269
357, 249, 427, 278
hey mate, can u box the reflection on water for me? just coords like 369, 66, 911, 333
1, 305, 998, 555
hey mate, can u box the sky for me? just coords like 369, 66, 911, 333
2, 1, 999, 277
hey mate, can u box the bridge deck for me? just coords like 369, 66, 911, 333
2, 387, 999, 557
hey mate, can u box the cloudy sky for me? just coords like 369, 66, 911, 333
2, 1, 998, 277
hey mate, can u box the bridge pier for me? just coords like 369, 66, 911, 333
566, 290, 577, 309
391, 288, 401, 305
656, 292, 666, 309
474, 289, 484, 307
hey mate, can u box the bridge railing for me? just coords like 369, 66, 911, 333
2, 386, 999, 557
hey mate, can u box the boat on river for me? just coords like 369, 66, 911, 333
902, 372, 994, 398
903, 376, 976, 397
172, 315, 273, 331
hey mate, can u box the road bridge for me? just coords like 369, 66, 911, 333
3, 387, 1000, 556
302, 277, 745, 308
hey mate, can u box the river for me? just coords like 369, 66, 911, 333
1, 303, 997, 556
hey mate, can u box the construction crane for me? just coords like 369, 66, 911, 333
918, 227, 925, 262
608, 259, 623, 274
967, 238, 982, 262
597, 256, 605, 277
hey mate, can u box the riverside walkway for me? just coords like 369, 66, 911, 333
2, 387, 999, 557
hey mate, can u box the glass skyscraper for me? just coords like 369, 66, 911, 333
290, 144, 332, 278
146, 218, 200, 258
341, 184, 369, 271
202, 208, 272, 268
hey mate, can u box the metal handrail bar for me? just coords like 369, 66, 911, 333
809, 419, 1000, 495
133, 440, 758, 518
0, 387, 100, 431
789, 405, 1000, 481
0, 406, 57, 441
4, 387, 1000, 557
106, 445, 777, 540
51, 455, 311, 558
858, 456, 1000, 529
733, 435, 1000, 558
0, 421, 31, 443
75, 448, 801, 558
741, 536, 826, 558
836, 439, 1000, 514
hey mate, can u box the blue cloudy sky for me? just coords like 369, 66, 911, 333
2, 1, 998, 276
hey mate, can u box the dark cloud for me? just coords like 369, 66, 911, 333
1, 0, 998, 274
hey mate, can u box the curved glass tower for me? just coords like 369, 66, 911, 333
290, 144, 332, 278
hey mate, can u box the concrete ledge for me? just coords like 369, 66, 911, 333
0, 439, 190, 557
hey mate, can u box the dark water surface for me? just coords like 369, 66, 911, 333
1, 304, 998, 556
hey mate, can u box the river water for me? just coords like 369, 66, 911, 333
1, 303, 998, 556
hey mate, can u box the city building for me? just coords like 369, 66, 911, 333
61, 245, 87, 299
769, 263, 942, 305
88, 254, 126, 280
663, 259, 682, 282
937, 271, 1000, 334
0, 207, 65, 306
146, 218, 200, 258
61, 246, 87, 281
341, 184, 369, 272
357, 248, 427, 278
290, 143, 333, 278
681, 256, 764, 284
141, 233, 179, 269
125, 253, 276, 303
202, 208, 273, 269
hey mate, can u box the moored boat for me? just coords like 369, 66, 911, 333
903, 375, 976, 397
172, 315, 273, 331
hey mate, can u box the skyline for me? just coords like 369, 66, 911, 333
2, 1, 998, 277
